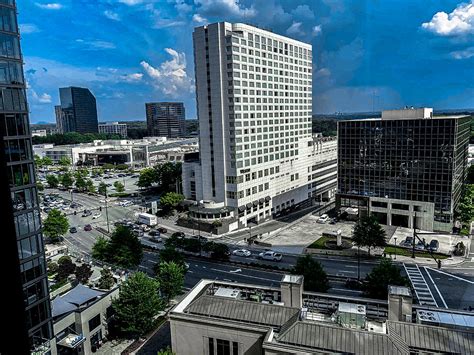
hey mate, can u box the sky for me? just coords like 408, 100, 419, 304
18, 0, 474, 123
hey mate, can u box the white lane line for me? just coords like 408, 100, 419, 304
425, 267, 474, 284
425, 266, 448, 308
209, 268, 281, 283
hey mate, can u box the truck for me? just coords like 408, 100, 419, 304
137, 212, 158, 226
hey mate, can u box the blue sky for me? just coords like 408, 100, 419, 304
18, 0, 474, 123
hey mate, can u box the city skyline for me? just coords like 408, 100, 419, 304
19, 0, 474, 123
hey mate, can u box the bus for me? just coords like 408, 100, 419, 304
137, 212, 158, 226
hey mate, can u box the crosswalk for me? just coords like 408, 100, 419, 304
403, 263, 438, 307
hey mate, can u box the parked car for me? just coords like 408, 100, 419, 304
428, 239, 439, 252
150, 236, 162, 243
84, 224, 92, 231
345, 278, 364, 290
82, 210, 92, 217
157, 227, 168, 234
149, 230, 160, 237
257, 251, 282, 261
92, 213, 101, 219
415, 241, 425, 250
401, 236, 413, 247
69, 227, 77, 233
317, 214, 330, 224
233, 249, 252, 257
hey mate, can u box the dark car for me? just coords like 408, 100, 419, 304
171, 232, 185, 239
157, 227, 167, 234
82, 210, 92, 217
69, 227, 77, 233
428, 239, 439, 252
84, 224, 92, 231
149, 230, 160, 237
345, 278, 364, 290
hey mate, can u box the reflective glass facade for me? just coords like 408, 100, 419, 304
56, 86, 98, 134
0, 1, 52, 353
146, 102, 186, 138
337, 116, 470, 223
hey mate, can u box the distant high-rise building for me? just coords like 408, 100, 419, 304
337, 108, 470, 232
146, 102, 185, 138
98, 121, 128, 138
56, 86, 98, 134
0, 1, 53, 353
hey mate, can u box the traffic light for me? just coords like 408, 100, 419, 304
74, 211, 77, 215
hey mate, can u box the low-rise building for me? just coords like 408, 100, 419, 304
32, 129, 48, 137
98, 122, 128, 138
169, 277, 474, 355
50, 284, 119, 354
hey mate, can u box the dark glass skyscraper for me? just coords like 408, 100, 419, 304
0, 1, 53, 353
56, 86, 98, 134
146, 102, 185, 138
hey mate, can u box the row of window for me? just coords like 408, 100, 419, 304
15, 209, 41, 238
4, 137, 32, 162
226, 182, 271, 199
232, 150, 300, 168
0, 112, 30, 136
226, 42, 311, 66
0, 6, 16, 33
8, 161, 35, 188
12, 186, 38, 211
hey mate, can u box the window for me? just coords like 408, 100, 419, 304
216, 339, 230, 355
88, 314, 101, 332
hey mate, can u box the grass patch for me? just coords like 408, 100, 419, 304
384, 246, 449, 259
109, 192, 131, 198
308, 236, 352, 250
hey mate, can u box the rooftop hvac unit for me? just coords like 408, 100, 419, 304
214, 288, 240, 299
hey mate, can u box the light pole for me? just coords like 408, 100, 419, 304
357, 246, 360, 281
394, 237, 397, 260
105, 189, 110, 234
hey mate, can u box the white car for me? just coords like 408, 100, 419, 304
317, 214, 330, 223
92, 213, 102, 219
257, 251, 283, 261
232, 249, 252, 257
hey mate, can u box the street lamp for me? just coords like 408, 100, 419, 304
104, 188, 110, 234
357, 246, 360, 281
394, 237, 397, 260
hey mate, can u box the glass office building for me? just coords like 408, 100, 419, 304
56, 86, 98, 134
146, 102, 186, 138
337, 109, 470, 231
0, 1, 53, 353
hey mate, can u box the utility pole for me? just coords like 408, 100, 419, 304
357, 246, 360, 281
105, 189, 110, 234
412, 212, 416, 258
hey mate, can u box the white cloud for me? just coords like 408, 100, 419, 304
314, 68, 331, 78
20, 24, 41, 34
30, 90, 52, 104
118, 0, 144, 5
422, 1, 474, 36
194, 0, 256, 18
451, 46, 474, 59
286, 22, 304, 37
291, 5, 315, 20
192, 13, 208, 24
312, 25, 322, 36
121, 73, 144, 82
76, 39, 116, 50
140, 48, 194, 97
34, 2, 63, 10
154, 19, 186, 28
104, 10, 121, 21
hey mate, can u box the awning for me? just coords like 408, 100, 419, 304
265, 196, 271, 201
57, 334, 86, 349
253, 200, 258, 206
246, 203, 253, 208
238, 206, 245, 212
259, 198, 265, 203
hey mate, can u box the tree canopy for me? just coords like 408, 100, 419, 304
98, 268, 115, 289
292, 255, 329, 292
32, 132, 121, 145
159, 192, 184, 212
112, 272, 164, 337
155, 261, 185, 302
364, 259, 408, 299
43, 209, 69, 243
59, 172, 74, 189
46, 174, 59, 188
352, 215, 386, 255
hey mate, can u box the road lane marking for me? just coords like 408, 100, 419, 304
425, 267, 474, 284
209, 268, 281, 283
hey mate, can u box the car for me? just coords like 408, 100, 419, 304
345, 278, 364, 290
401, 236, 413, 247
149, 230, 160, 237
82, 210, 92, 217
232, 249, 252, 257
415, 241, 425, 250
317, 214, 330, 224
84, 224, 92, 231
157, 227, 167, 234
92, 213, 101, 219
428, 239, 439, 252
257, 251, 282, 261
141, 225, 151, 232
69, 227, 77, 233
70, 203, 79, 209
150, 236, 162, 243
172, 232, 185, 239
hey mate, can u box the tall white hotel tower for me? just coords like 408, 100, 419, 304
183, 22, 330, 230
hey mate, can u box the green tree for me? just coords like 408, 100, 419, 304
86, 179, 96, 193
98, 182, 108, 196
36, 181, 44, 192
43, 209, 69, 243
159, 192, 184, 212
98, 268, 115, 289
34, 154, 43, 168
364, 259, 408, 299
203, 242, 229, 260
157, 347, 175, 355
56, 256, 76, 281
42, 156, 53, 166
112, 272, 164, 337
99, 226, 143, 268
92, 236, 110, 261
159, 246, 185, 266
137, 167, 157, 188
155, 261, 185, 302
47, 261, 59, 275
292, 255, 329, 292
75, 263, 93, 284
46, 174, 59, 188
60, 172, 75, 189
352, 215, 386, 256
114, 181, 125, 193
58, 156, 72, 166
456, 185, 474, 225
156, 162, 182, 192
75, 171, 87, 191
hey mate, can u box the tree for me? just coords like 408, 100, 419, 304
58, 156, 72, 166
43, 209, 69, 243
292, 255, 329, 292
56, 256, 76, 281
98, 182, 108, 196
352, 215, 386, 256
114, 181, 125, 193
159, 246, 185, 266
98, 268, 115, 289
86, 179, 96, 193
137, 167, 157, 189
37, 181, 44, 192
60, 172, 75, 189
112, 272, 164, 337
74, 171, 87, 191
34, 154, 43, 168
42, 156, 53, 166
92, 236, 110, 261
155, 261, 185, 302
364, 259, 408, 299
456, 185, 474, 225
157, 347, 175, 355
159, 192, 184, 212
75, 263, 93, 284
156, 162, 182, 192
203, 242, 230, 260
46, 174, 59, 188
47, 261, 59, 275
